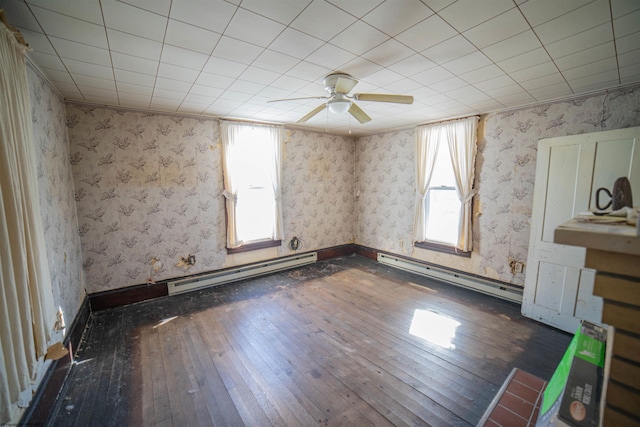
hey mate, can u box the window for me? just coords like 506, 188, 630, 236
220, 121, 284, 252
413, 117, 478, 255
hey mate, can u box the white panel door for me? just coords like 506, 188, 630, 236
523, 127, 640, 333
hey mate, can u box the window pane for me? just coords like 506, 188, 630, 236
425, 188, 460, 246
236, 188, 275, 242
429, 141, 455, 187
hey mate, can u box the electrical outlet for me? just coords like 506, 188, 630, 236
509, 259, 525, 274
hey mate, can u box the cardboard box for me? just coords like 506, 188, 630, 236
536, 321, 607, 427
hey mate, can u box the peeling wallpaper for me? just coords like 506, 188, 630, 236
28, 66, 85, 322
356, 85, 640, 286
65, 106, 355, 293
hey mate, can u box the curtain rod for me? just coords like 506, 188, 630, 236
0, 9, 30, 48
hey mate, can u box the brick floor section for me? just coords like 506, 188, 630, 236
477, 368, 548, 427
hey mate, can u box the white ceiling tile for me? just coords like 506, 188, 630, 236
330, 21, 388, 56
363, 68, 405, 87
225, 8, 285, 48
169, 0, 236, 34
202, 57, 247, 78
533, 0, 611, 45
270, 74, 311, 92
160, 45, 208, 70
410, 66, 454, 86
384, 78, 423, 94
111, 52, 158, 75
154, 77, 191, 92
475, 75, 517, 91
614, 9, 640, 38
291, 0, 356, 40
518, 0, 595, 27
78, 86, 118, 100
218, 90, 253, 102
26, 0, 103, 25
238, 67, 280, 85
519, 72, 566, 91
326, 0, 384, 18
157, 63, 199, 82
178, 102, 209, 114
211, 36, 263, 65
482, 30, 542, 63
442, 51, 492, 75
118, 0, 171, 16
619, 49, 640, 67
3, 1, 41, 31
510, 61, 559, 82
39, 67, 74, 85
616, 31, 640, 54
183, 92, 212, 104
194, 72, 234, 89
305, 43, 356, 70
439, 0, 514, 32
421, 35, 476, 65
27, 51, 65, 70
269, 28, 324, 59
51, 82, 81, 97
164, 19, 220, 55
387, 54, 437, 78
189, 84, 224, 98
429, 77, 468, 93
527, 82, 574, 100
286, 61, 332, 82
101, 0, 167, 41
227, 79, 266, 96
562, 57, 618, 81
464, 9, 529, 49
241, 0, 312, 24
117, 93, 151, 107
610, 0, 640, 18
73, 75, 116, 90
555, 42, 615, 70
493, 91, 535, 106
361, 39, 414, 68
30, 6, 108, 49
150, 97, 181, 110
116, 83, 154, 96
497, 47, 552, 73
460, 64, 505, 84
446, 84, 486, 100
546, 23, 612, 59
421, 0, 456, 12
107, 29, 163, 61
362, 0, 434, 36
48, 36, 111, 67
252, 50, 299, 74
114, 69, 156, 86
567, 69, 620, 92
340, 58, 384, 80
18, 28, 56, 54
395, 14, 457, 52
621, 64, 640, 82
64, 59, 114, 80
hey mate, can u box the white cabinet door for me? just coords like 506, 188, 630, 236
523, 127, 640, 333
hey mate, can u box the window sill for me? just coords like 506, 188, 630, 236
227, 239, 281, 254
414, 241, 471, 258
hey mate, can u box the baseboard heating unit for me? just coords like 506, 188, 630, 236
168, 252, 318, 296
377, 253, 523, 303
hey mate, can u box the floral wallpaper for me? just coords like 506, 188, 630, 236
355, 84, 640, 287
28, 66, 85, 324
66, 106, 354, 293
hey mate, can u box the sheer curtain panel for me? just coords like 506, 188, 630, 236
412, 124, 441, 242
0, 12, 56, 423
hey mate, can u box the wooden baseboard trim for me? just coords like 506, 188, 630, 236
316, 244, 355, 260
20, 296, 91, 426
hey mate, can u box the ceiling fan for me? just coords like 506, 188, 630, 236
268, 73, 414, 124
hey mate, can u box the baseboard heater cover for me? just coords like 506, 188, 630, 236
168, 252, 318, 295
377, 253, 523, 303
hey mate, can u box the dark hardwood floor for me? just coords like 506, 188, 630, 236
48, 255, 571, 426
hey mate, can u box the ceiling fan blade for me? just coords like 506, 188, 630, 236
348, 103, 371, 124
335, 76, 358, 94
268, 96, 328, 103
353, 93, 414, 104
297, 104, 327, 123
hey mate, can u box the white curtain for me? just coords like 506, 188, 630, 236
266, 125, 284, 240
220, 121, 284, 248
412, 125, 441, 242
0, 14, 56, 423
444, 117, 479, 252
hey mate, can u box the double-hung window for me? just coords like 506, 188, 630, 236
414, 117, 478, 255
220, 121, 284, 252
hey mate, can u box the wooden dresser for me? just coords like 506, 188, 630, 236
555, 220, 640, 426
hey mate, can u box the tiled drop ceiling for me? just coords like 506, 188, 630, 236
1, 0, 639, 136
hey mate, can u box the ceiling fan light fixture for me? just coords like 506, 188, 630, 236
327, 98, 351, 114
